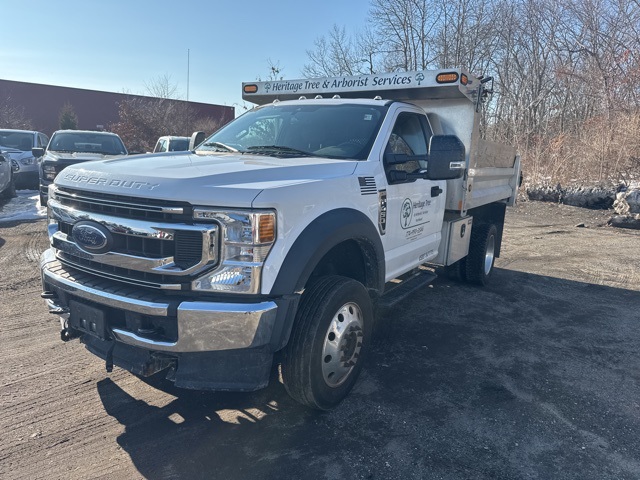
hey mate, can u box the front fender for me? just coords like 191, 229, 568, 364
269, 208, 385, 297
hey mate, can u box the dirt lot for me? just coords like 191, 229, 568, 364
1, 200, 639, 480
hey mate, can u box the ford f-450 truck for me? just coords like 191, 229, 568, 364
41, 69, 520, 409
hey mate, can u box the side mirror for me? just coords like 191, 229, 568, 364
32, 147, 45, 158
426, 135, 465, 180
189, 131, 206, 150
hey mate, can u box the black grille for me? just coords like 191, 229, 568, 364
57, 224, 204, 271
57, 252, 191, 290
54, 187, 193, 222
174, 231, 203, 269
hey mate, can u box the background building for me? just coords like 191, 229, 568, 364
0, 79, 234, 137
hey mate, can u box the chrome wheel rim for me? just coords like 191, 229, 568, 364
484, 234, 495, 275
321, 302, 364, 387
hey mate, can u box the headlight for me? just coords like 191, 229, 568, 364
191, 208, 276, 294
19, 157, 35, 166
43, 164, 57, 180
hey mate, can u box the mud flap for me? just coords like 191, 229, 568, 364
105, 340, 115, 373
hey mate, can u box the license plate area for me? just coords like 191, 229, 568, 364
69, 300, 108, 340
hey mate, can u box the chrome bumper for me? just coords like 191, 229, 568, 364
41, 249, 278, 353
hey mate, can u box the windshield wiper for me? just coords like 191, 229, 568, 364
201, 141, 239, 152
246, 145, 313, 157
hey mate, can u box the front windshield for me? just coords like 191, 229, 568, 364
49, 132, 127, 155
197, 103, 388, 160
0, 131, 33, 151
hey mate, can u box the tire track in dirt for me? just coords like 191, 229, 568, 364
2, 206, 640, 480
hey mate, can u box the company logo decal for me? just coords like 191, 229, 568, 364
401, 197, 433, 240
72, 221, 113, 254
401, 198, 413, 228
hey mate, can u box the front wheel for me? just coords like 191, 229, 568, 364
281, 276, 373, 410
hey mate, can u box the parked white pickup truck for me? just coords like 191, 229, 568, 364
41, 69, 520, 409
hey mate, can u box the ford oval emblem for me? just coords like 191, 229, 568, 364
72, 221, 112, 254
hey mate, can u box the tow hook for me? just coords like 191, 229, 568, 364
60, 328, 80, 342
49, 306, 70, 315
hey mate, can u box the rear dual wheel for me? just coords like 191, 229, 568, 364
445, 223, 498, 286
465, 223, 497, 286
281, 276, 373, 410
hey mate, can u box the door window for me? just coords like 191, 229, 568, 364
383, 112, 432, 181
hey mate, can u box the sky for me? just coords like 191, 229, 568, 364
1, 0, 371, 116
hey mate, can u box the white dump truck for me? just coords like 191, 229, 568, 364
41, 69, 520, 409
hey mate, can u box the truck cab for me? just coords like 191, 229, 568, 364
40, 69, 520, 409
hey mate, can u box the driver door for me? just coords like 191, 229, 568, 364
381, 110, 446, 280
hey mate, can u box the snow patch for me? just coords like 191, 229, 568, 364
0, 190, 47, 224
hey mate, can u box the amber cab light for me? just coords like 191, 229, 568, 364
436, 72, 459, 84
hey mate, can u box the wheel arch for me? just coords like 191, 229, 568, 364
269, 208, 385, 297
467, 202, 506, 257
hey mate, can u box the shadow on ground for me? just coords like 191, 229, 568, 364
98, 268, 640, 480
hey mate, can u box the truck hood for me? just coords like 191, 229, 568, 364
54, 151, 359, 207
0, 146, 25, 159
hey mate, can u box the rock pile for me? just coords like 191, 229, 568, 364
526, 184, 615, 209
526, 182, 640, 229
609, 183, 640, 229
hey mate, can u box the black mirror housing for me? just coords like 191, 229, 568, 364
426, 135, 465, 180
189, 131, 206, 150
32, 147, 45, 158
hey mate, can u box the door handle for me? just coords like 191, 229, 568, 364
431, 186, 443, 197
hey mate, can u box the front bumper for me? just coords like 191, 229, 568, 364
41, 249, 278, 353
14, 169, 38, 189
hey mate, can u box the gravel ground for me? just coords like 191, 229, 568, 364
1, 199, 639, 480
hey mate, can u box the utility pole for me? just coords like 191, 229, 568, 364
187, 49, 191, 133
187, 49, 190, 103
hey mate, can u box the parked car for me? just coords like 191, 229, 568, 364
0, 129, 49, 189
153, 136, 190, 153
0, 151, 16, 199
34, 130, 127, 206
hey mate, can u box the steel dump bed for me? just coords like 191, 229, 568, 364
243, 68, 520, 214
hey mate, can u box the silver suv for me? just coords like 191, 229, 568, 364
0, 151, 16, 199
0, 129, 49, 189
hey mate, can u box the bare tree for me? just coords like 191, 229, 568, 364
0, 98, 33, 130
303, 25, 382, 77
304, 0, 640, 185
144, 74, 181, 100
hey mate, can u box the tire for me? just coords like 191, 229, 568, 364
465, 223, 498, 286
0, 172, 16, 199
281, 275, 373, 410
